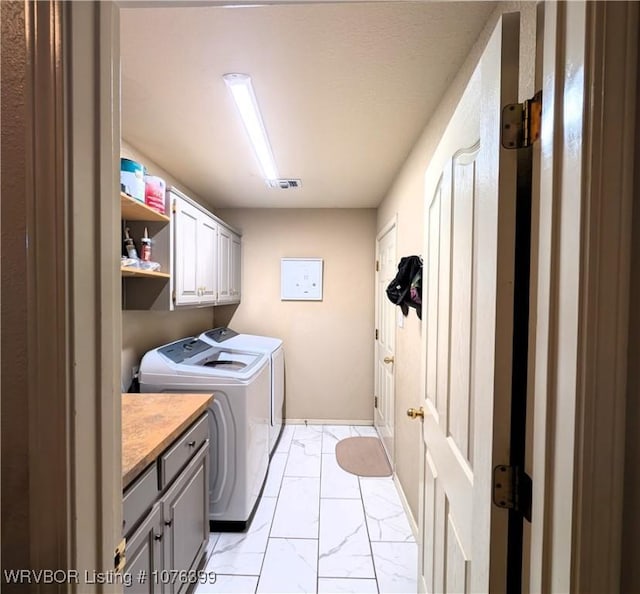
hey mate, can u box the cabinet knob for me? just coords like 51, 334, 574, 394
164, 520, 173, 527
187, 440, 197, 448
154, 533, 163, 541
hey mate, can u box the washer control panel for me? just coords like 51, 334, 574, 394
204, 327, 238, 344
158, 338, 211, 364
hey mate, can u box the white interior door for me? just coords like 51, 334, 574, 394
418, 13, 519, 594
374, 219, 397, 464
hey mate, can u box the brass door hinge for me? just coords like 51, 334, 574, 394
114, 538, 126, 572
501, 90, 542, 149
492, 465, 532, 521
375, 260, 380, 272
375, 329, 379, 340
374, 396, 378, 408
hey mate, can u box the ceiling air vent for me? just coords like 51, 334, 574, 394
266, 178, 302, 190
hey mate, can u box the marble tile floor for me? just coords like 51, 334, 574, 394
195, 424, 418, 594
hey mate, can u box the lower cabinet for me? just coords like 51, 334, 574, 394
162, 445, 209, 594
124, 503, 163, 594
124, 416, 209, 594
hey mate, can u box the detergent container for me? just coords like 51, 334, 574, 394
120, 158, 145, 203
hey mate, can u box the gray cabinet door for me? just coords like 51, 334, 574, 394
124, 502, 163, 594
162, 442, 209, 594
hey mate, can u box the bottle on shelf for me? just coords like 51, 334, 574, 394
123, 227, 138, 260
141, 227, 152, 262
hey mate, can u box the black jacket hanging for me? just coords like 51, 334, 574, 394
385, 255, 423, 319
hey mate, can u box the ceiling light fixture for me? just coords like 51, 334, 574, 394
223, 73, 278, 182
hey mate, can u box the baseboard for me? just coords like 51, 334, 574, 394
285, 418, 374, 426
393, 473, 419, 542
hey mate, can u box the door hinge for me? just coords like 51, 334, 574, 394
492, 465, 532, 521
114, 538, 126, 572
172, 289, 176, 303
172, 201, 177, 214
375, 329, 379, 340
501, 90, 542, 149
374, 396, 378, 408
375, 260, 380, 272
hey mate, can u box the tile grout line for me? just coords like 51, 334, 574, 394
359, 474, 382, 594
316, 426, 325, 594
257, 425, 294, 593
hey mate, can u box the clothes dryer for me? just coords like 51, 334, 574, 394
139, 337, 270, 531
200, 328, 284, 455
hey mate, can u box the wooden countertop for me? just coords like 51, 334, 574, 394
122, 393, 212, 489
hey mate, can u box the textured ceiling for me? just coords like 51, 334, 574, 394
120, 2, 496, 209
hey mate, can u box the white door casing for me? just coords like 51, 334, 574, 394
529, 2, 639, 592
374, 218, 397, 465
418, 13, 520, 594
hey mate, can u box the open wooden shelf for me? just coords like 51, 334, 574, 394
121, 192, 170, 223
121, 266, 170, 279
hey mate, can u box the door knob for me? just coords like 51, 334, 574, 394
407, 407, 425, 420
383, 356, 395, 364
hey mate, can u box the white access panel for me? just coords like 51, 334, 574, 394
281, 258, 323, 300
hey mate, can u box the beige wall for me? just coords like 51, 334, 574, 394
375, 1, 536, 520
120, 140, 215, 389
212, 208, 376, 422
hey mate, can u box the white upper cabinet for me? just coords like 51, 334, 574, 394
197, 216, 218, 305
230, 232, 241, 301
217, 226, 241, 305
173, 197, 202, 306
217, 226, 232, 303
172, 191, 218, 307
170, 187, 240, 308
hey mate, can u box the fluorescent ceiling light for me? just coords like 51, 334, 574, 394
223, 73, 278, 181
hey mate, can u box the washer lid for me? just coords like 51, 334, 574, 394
199, 328, 283, 353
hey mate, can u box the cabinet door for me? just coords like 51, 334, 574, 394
173, 198, 201, 306
162, 443, 209, 594
230, 233, 241, 303
217, 226, 232, 303
124, 503, 163, 594
198, 215, 217, 305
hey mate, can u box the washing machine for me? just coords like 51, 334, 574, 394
139, 336, 270, 531
200, 327, 284, 455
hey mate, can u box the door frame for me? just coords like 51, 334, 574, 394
374, 214, 397, 466
1, 0, 122, 587
528, 1, 638, 592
